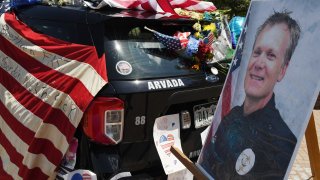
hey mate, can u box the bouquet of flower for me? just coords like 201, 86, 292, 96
145, 9, 234, 72
175, 9, 234, 72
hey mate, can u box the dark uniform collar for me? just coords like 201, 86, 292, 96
241, 93, 276, 117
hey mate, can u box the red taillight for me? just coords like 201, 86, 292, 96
82, 97, 124, 145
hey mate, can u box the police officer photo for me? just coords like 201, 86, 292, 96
200, 11, 301, 180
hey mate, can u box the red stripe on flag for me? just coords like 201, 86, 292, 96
141, 1, 154, 11
207, 32, 214, 46
170, 0, 216, 12
125, 0, 142, 9
140, 11, 154, 18
0, 157, 14, 180
0, 101, 35, 144
18, 165, 48, 180
0, 131, 49, 180
0, 35, 93, 112
0, 101, 63, 165
0, 130, 24, 171
28, 139, 63, 165
221, 75, 232, 118
171, 0, 198, 7
4, 13, 108, 81
0, 68, 76, 141
156, 0, 177, 14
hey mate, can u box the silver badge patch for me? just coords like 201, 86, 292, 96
235, 148, 255, 175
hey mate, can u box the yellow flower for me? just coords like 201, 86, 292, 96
203, 23, 216, 32
192, 22, 202, 32
194, 32, 201, 38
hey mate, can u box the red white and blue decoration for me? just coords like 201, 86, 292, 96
0, 11, 107, 179
62, 169, 97, 180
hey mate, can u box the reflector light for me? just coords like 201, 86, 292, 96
105, 110, 123, 143
105, 124, 122, 142
105, 110, 122, 123
82, 97, 124, 145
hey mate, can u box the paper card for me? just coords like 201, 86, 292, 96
167, 169, 193, 180
153, 114, 186, 175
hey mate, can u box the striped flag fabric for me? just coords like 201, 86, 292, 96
169, 0, 216, 12
111, 10, 177, 19
203, 31, 214, 47
145, 26, 183, 50
0, 11, 107, 180
84, 0, 216, 14
220, 15, 248, 119
197, 7, 249, 178
173, 31, 191, 48
154, 31, 182, 50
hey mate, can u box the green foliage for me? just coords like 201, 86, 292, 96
207, 0, 251, 19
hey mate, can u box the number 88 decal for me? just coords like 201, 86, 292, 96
135, 116, 146, 126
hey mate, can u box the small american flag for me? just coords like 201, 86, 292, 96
174, 31, 191, 48
204, 31, 214, 47
145, 26, 182, 50
0, 12, 107, 179
154, 31, 182, 50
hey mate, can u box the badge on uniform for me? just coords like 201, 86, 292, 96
235, 148, 255, 175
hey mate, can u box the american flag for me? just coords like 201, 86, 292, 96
203, 31, 214, 47
198, 7, 250, 178
0, 12, 107, 179
221, 12, 249, 118
144, 26, 183, 50
85, 0, 216, 14
111, 10, 176, 19
154, 31, 182, 50
173, 31, 191, 48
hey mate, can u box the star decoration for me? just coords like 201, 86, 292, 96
238, 41, 243, 50
233, 58, 238, 67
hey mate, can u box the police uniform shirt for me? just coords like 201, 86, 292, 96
201, 94, 297, 180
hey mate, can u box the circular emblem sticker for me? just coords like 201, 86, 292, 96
235, 148, 255, 175
116, 61, 132, 75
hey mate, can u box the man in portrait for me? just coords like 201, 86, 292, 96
199, 11, 301, 179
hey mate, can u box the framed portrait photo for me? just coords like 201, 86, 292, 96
198, 0, 320, 179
